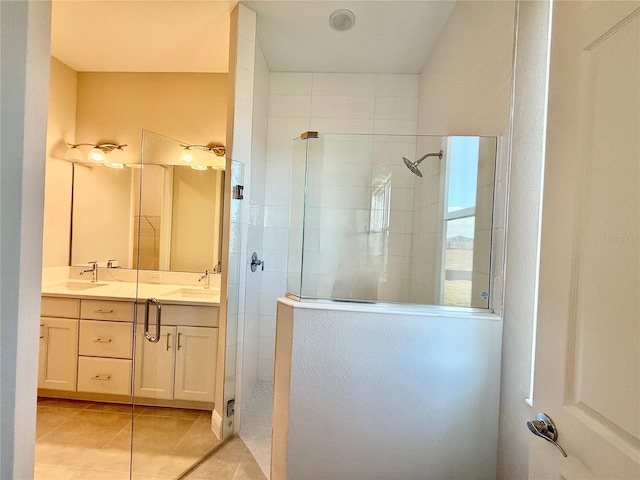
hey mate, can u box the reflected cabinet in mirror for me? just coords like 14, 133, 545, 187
71, 130, 224, 273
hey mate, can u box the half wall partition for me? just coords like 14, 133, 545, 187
287, 132, 497, 308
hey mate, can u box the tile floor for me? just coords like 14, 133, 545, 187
35, 398, 266, 480
239, 381, 273, 478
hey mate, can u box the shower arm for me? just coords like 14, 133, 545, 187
414, 150, 443, 167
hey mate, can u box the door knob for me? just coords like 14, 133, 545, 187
527, 412, 567, 457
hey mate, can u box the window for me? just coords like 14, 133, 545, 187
442, 137, 480, 306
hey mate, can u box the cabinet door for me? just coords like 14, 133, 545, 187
174, 326, 217, 402
134, 324, 176, 400
38, 317, 78, 391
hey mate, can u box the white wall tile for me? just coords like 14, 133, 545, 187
374, 119, 418, 135
311, 95, 375, 119
270, 73, 313, 95
309, 118, 374, 135
258, 336, 275, 360
237, 4, 257, 41
235, 99, 254, 131
265, 161, 292, 185
258, 359, 274, 382
269, 95, 312, 118
237, 35, 256, 72
264, 183, 291, 206
235, 67, 255, 103
312, 73, 376, 97
261, 271, 287, 294
262, 249, 288, 273
263, 227, 289, 250
375, 74, 419, 97
263, 205, 289, 228
260, 293, 277, 315
374, 97, 419, 121
259, 315, 276, 338
268, 117, 309, 140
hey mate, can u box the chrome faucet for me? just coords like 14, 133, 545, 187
80, 261, 98, 282
198, 268, 210, 289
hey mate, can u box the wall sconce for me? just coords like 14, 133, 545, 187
64, 143, 128, 169
178, 144, 226, 170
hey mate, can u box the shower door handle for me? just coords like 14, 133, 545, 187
144, 298, 162, 343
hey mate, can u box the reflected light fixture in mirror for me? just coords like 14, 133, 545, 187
178, 144, 226, 170
65, 142, 128, 169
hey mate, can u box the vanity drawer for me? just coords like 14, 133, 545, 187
136, 304, 219, 327
81, 300, 134, 322
79, 320, 133, 359
77, 357, 132, 396
41, 297, 80, 318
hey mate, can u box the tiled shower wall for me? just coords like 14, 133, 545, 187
259, 73, 420, 381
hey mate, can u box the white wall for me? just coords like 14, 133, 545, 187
416, 0, 516, 314
224, 3, 258, 435
0, 1, 51, 478
260, 72, 420, 381
497, 2, 551, 478
273, 299, 502, 480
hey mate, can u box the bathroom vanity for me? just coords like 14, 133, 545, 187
38, 279, 219, 410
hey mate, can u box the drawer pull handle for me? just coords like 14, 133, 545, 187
177, 332, 183, 350
95, 309, 114, 314
92, 374, 111, 381
166, 332, 171, 351
93, 338, 112, 343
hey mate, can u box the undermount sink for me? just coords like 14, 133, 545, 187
49, 281, 108, 291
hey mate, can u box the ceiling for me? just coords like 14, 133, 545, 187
51, 1, 235, 72
51, 1, 455, 74
245, 1, 455, 74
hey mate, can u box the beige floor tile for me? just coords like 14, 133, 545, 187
66, 467, 131, 480
36, 407, 81, 440
170, 416, 221, 458
185, 437, 248, 480
232, 449, 268, 480
34, 463, 77, 480
38, 410, 132, 449
83, 401, 138, 415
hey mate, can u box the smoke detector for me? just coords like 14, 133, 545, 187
329, 9, 355, 32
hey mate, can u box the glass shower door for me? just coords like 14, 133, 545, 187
130, 129, 224, 477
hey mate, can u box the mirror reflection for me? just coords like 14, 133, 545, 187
71, 130, 225, 272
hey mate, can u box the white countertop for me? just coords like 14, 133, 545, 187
41, 280, 220, 306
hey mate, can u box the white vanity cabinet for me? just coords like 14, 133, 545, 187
134, 304, 218, 404
39, 298, 80, 391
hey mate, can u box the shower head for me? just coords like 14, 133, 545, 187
402, 150, 444, 177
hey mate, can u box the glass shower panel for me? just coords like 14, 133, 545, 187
288, 132, 497, 308
131, 130, 223, 478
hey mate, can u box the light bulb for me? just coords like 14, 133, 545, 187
88, 147, 105, 163
105, 162, 124, 169
179, 147, 194, 164
191, 165, 208, 171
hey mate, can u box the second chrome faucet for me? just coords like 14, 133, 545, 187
198, 268, 211, 289
79, 261, 98, 282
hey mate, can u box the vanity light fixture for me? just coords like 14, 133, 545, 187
64, 143, 128, 168
178, 144, 226, 170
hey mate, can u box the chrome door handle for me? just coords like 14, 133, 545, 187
527, 413, 567, 457
144, 298, 162, 343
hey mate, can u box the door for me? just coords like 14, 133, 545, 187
531, 2, 639, 478
174, 326, 218, 402
38, 317, 78, 391
134, 324, 176, 400
130, 129, 226, 477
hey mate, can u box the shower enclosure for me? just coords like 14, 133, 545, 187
288, 132, 497, 308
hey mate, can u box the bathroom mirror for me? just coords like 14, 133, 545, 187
70, 130, 225, 272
